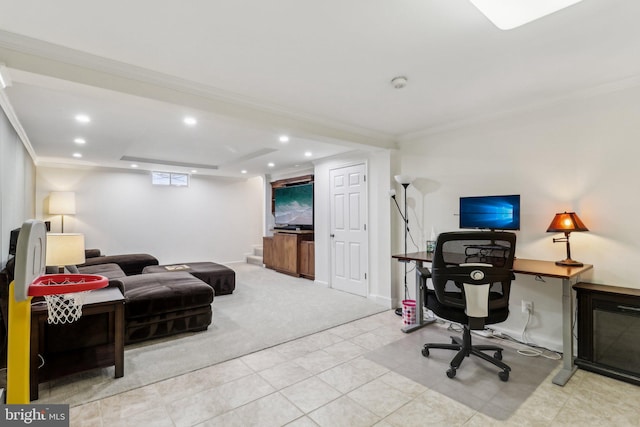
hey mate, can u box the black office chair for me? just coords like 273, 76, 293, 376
419, 231, 516, 381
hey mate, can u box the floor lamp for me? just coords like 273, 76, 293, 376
393, 175, 414, 315
49, 191, 76, 233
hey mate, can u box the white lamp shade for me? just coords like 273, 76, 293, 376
394, 175, 414, 185
46, 233, 85, 267
49, 191, 76, 215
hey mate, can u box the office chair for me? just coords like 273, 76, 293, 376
419, 231, 516, 381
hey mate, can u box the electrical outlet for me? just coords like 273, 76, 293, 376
521, 300, 533, 314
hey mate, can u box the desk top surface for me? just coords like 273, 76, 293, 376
393, 251, 593, 279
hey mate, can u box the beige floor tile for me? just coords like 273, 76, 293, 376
198, 358, 255, 387
323, 340, 368, 362
167, 390, 228, 427
241, 348, 289, 372
328, 323, 370, 339
214, 373, 276, 410
258, 360, 313, 389
384, 389, 475, 426
293, 350, 342, 374
70, 401, 102, 426
106, 406, 175, 427
350, 331, 397, 350
309, 395, 380, 427
281, 376, 341, 413
317, 362, 377, 393
348, 378, 413, 417
99, 384, 162, 423
199, 392, 303, 427
376, 371, 427, 398
285, 416, 320, 426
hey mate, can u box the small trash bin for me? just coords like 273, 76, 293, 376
402, 299, 416, 325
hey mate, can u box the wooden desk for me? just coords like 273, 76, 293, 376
392, 251, 593, 386
30, 287, 125, 400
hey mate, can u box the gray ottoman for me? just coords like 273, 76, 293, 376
142, 262, 236, 295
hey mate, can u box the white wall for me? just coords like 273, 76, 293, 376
397, 83, 640, 351
35, 166, 264, 265
314, 150, 395, 308
0, 107, 35, 268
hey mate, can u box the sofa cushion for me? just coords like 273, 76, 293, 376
120, 272, 214, 320
77, 263, 126, 279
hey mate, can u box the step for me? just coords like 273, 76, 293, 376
246, 254, 264, 266
253, 246, 263, 257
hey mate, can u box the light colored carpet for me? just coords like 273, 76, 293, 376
37, 264, 387, 405
365, 323, 560, 420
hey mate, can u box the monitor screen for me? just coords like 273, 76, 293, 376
459, 195, 520, 230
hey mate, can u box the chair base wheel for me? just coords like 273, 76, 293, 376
494, 351, 502, 360
422, 347, 430, 357
499, 370, 509, 382
446, 367, 456, 379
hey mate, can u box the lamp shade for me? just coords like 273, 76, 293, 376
49, 191, 76, 215
46, 233, 85, 267
394, 175, 414, 185
546, 212, 589, 232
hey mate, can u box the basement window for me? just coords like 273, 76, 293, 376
151, 171, 189, 187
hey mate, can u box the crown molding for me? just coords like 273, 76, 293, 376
399, 73, 640, 143
0, 88, 37, 162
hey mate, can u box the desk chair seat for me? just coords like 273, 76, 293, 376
419, 231, 516, 382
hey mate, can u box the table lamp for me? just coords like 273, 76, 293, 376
49, 191, 76, 233
546, 212, 589, 266
46, 233, 86, 273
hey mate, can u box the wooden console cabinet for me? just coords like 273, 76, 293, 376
263, 231, 314, 279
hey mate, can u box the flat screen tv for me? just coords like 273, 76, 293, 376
459, 194, 520, 230
274, 183, 314, 229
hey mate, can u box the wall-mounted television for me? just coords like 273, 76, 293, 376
459, 194, 520, 230
274, 183, 314, 229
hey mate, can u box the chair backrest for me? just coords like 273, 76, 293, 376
431, 231, 516, 317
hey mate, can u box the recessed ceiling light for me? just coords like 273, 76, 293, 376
279, 135, 289, 143
267, 162, 275, 168
74, 138, 86, 144
72, 153, 82, 158
469, 0, 584, 30
131, 164, 138, 168
241, 170, 247, 174
75, 114, 90, 123
304, 151, 312, 157
184, 116, 197, 126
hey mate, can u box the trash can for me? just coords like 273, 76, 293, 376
402, 299, 416, 325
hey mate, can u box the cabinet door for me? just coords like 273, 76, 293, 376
278, 234, 299, 274
300, 241, 315, 279
263, 236, 274, 268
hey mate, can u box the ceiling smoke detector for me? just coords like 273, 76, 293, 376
391, 76, 408, 89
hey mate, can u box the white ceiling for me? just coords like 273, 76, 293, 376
0, 0, 638, 177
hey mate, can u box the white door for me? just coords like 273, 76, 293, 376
330, 163, 368, 296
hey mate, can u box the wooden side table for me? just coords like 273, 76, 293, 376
30, 287, 125, 400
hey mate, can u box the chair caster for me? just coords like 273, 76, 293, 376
422, 347, 430, 357
446, 367, 456, 379
499, 370, 509, 382
494, 351, 502, 360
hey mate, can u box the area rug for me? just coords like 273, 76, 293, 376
36, 263, 387, 406
365, 324, 560, 420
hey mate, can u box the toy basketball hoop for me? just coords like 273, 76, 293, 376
28, 273, 108, 324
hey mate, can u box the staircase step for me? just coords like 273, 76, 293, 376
246, 254, 264, 266
253, 246, 263, 257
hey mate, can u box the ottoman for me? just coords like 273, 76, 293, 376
143, 262, 236, 295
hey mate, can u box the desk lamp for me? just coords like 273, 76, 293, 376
46, 233, 86, 273
546, 212, 589, 266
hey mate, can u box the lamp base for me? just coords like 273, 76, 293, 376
555, 259, 584, 267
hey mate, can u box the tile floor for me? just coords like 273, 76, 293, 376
70, 311, 640, 426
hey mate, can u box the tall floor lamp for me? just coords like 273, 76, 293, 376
393, 175, 414, 314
